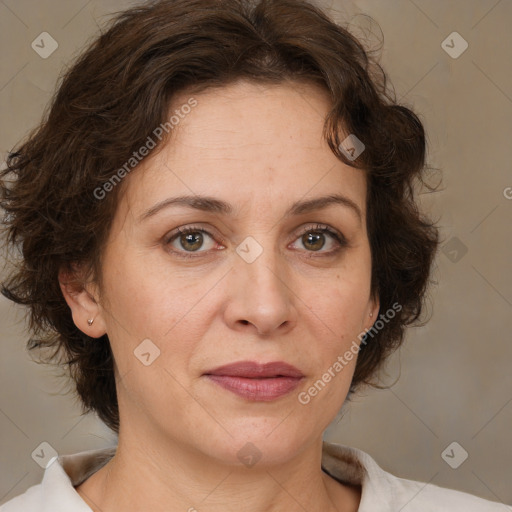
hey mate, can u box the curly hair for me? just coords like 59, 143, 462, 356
0, 0, 440, 434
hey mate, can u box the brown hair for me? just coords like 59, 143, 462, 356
0, 0, 439, 434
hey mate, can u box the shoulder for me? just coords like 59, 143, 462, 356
0, 446, 115, 512
382, 470, 509, 511
0, 484, 42, 511
321, 441, 510, 511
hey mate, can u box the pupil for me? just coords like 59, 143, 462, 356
179, 231, 325, 252
182, 232, 202, 251
304, 232, 324, 251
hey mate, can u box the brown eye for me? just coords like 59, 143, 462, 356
291, 224, 347, 256
166, 226, 217, 257
178, 231, 204, 252
302, 231, 326, 251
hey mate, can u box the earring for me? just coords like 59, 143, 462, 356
87, 318, 94, 326
369, 313, 373, 317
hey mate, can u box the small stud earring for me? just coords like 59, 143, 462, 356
369, 313, 373, 317
87, 318, 94, 326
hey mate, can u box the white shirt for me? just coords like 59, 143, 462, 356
1, 441, 509, 511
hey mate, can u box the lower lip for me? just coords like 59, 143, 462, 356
205, 375, 303, 401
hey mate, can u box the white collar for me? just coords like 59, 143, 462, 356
14, 441, 503, 512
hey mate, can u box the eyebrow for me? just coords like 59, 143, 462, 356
139, 193, 362, 224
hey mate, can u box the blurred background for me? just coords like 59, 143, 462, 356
1, 0, 511, 506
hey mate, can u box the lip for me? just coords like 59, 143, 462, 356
204, 361, 304, 401
205, 361, 304, 378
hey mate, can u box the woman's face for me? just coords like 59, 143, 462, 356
91, 80, 378, 465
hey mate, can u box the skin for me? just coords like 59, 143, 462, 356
60, 79, 379, 512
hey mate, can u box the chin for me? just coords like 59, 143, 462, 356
189, 418, 315, 469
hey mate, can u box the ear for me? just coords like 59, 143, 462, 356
58, 264, 107, 339
362, 292, 380, 333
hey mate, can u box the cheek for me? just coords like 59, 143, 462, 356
100, 255, 199, 411
101, 250, 215, 373
298, 264, 372, 392
313, 265, 371, 334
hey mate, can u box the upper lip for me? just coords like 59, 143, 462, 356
204, 361, 304, 378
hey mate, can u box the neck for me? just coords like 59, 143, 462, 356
76, 428, 360, 512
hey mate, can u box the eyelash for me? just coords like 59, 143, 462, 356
165, 223, 348, 260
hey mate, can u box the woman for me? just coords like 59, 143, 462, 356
0, 0, 507, 510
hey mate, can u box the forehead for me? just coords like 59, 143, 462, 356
121, 80, 367, 221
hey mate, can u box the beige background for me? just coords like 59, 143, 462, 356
1, 0, 511, 507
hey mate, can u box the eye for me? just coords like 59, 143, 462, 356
164, 223, 347, 259
165, 225, 220, 258
290, 224, 347, 255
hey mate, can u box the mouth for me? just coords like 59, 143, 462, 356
203, 361, 305, 401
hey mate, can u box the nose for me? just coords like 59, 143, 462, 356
223, 239, 298, 337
